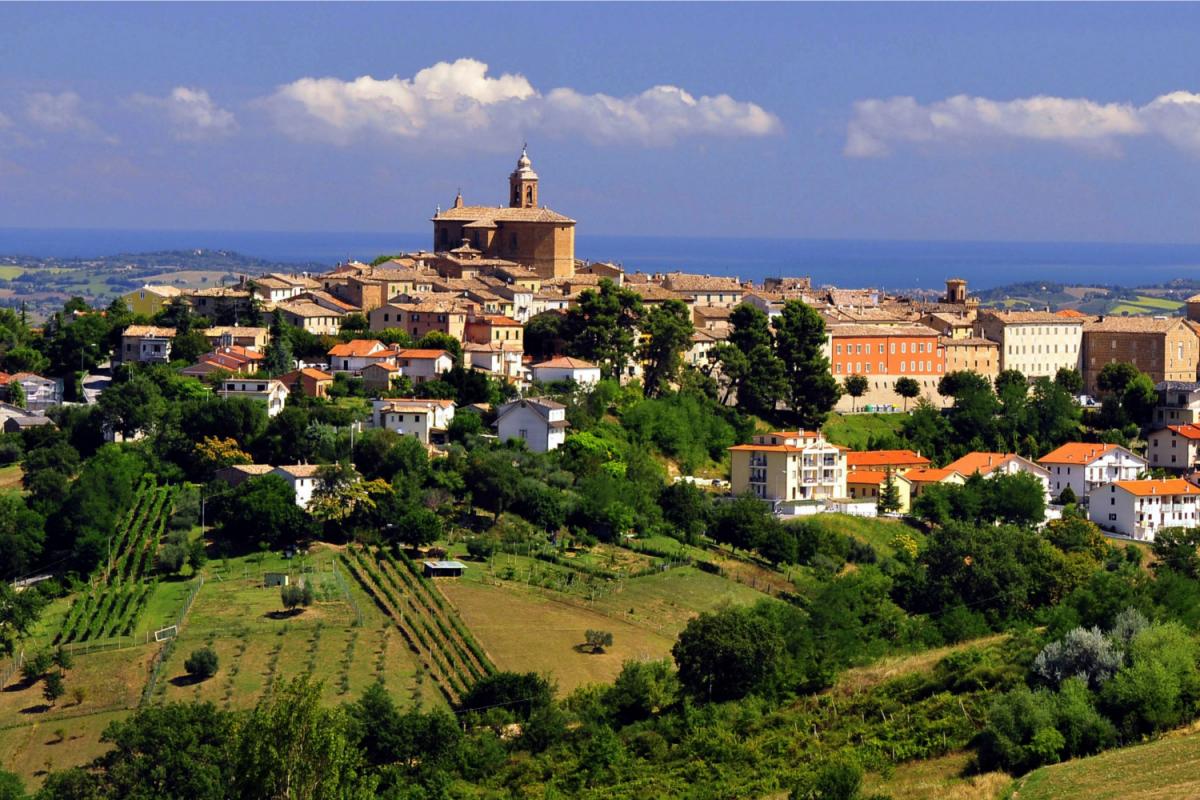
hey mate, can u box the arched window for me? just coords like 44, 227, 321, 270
526, 186, 533, 205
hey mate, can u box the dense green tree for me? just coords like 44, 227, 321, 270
1096, 362, 1140, 396
228, 677, 376, 800
640, 299, 694, 397
264, 310, 293, 376
773, 300, 841, 428
523, 312, 566, 362
97, 701, 233, 800
1151, 527, 1200, 578
1055, 367, 1085, 395
98, 374, 166, 438
459, 671, 555, 721
171, 329, 212, 364
842, 375, 868, 412
1121, 373, 1157, 426
673, 604, 785, 701
208, 474, 316, 549
561, 279, 645, 380
894, 375, 921, 411
877, 469, 902, 514
658, 480, 712, 544
185, 648, 220, 681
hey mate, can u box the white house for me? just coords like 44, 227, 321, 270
494, 397, 569, 452
464, 342, 524, 382
221, 379, 289, 417
531, 356, 601, 387
1147, 424, 1200, 472
119, 325, 176, 364
728, 430, 848, 508
5, 373, 63, 411
1088, 478, 1200, 541
943, 452, 1052, 501
372, 398, 455, 444
1039, 442, 1148, 501
272, 465, 322, 509
326, 339, 394, 374
394, 349, 454, 384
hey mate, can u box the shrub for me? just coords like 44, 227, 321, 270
184, 647, 219, 681
584, 629, 614, 654
791, 757, 863, 800
1033, 626, 1122, 690
281, 583, 312, 612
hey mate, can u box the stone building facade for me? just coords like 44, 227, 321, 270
431, 148, 576, 279
1081, 316, 1200, 395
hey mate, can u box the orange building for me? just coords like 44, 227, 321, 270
828, 324, 945, 411
846, 449, 931, 473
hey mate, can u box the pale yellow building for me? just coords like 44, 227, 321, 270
846, 470, 912, 513
974, 310, 1083, 379
122, 285, 182, 316
728, 430, 847, 503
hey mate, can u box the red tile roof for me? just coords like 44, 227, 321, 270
1038, 442, 1119, 465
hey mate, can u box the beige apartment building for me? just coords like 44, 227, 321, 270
942, 337, 1000, 378
1081, 316, 1199, 396
728, 430, 847, 504
974, 310, 1083, 379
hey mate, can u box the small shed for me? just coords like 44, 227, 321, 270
264, 572, 290, 587
422, 560, 467, 578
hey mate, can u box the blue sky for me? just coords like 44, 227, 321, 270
4, 2, 1200, 242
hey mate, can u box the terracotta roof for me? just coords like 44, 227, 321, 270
472, 315, 522, 326
281, 368, 334, 382
904, 468, 962, 483
362, 362, 400, 373
130, 285, 182, 297
533, 356, 598, 370
944, 452, 1033, 476
942, 336, 999, 347
123, 325, 176, 337
828, 325, 941, 338
205, 326, 268, 338
632, 285, 686, 302
846, 450, 930, 468
1083, 316, 1186, 333
1113, 478, 1200, 497
728, 444, 807, 453
1038, 442, 1120, 465
1056, 309, 1087, 318
276, 465, 322, 478
663, 272, 744, 292
278, 301, 343, 318
1165, 424, 1200, 441
980, 310, 1084, 325
395, 349, 451, 360
376, 398, 455, 410
230, 464, 274, 475
432, 205, 576, 224
328, 340, 386, 357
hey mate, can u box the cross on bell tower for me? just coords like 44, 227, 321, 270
509, 144, 539, 209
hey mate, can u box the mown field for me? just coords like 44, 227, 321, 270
1107, 294, 1185, 316
1007, 728, 1200, 799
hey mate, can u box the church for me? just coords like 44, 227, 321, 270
431, 147, 576, 279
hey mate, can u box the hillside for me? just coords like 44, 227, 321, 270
1007, 728, 1200, 800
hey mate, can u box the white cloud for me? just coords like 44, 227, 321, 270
841, 91, 1200, 157
25, 91, 99, 134
133, 87, 238, 140
262, 58, 781, 146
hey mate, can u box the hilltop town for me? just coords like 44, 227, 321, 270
2, 149, 1200, 799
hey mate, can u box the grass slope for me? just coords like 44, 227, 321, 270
801, 513, 924, 558
440, 564, 773, 692
1008, 728, 1200, 800
824, 412, 907, 450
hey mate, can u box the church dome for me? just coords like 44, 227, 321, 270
512, 145, 538, 180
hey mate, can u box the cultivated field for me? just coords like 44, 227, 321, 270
1007, 729, 1200, 799
823, 412, 907, 450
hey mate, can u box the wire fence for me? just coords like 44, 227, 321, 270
140, 576, 204, 706
0, 651, 24, 690
331, 564, 363, 627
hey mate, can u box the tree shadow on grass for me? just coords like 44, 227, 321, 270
264, 609, 305, 620
19, 703, 51, 714
169, 673, 206, 688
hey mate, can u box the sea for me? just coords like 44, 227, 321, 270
4, 228, 1200, 291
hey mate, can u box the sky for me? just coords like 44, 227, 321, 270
5, 2, 1200, 243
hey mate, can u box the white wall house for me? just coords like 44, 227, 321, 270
1039, 442, 1148, 501
272, 465, 321, 509
943, 452, 1052, 501
465, 343, 524, 382
531, 356, 602, 386
221, 379, 289, 417
326, 339, 394, 374
1147, 424, 1200, 472
372, 398, 455, 444
728, 430, 848, 508
1088, 478, 1200, 541
395, 349, 454, 383
494, 397, 569, 452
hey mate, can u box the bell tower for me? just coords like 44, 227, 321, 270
509, 144, 539, 209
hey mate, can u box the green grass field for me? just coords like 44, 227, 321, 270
0, 267, 25, 280
800, 513, 924, 558
1007, 729, 1200, 799
439, 561, 773, 692
1107, 294, 1185, 316
823, 412, 907, 450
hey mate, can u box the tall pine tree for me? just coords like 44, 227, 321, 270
772, 300, 840, 429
